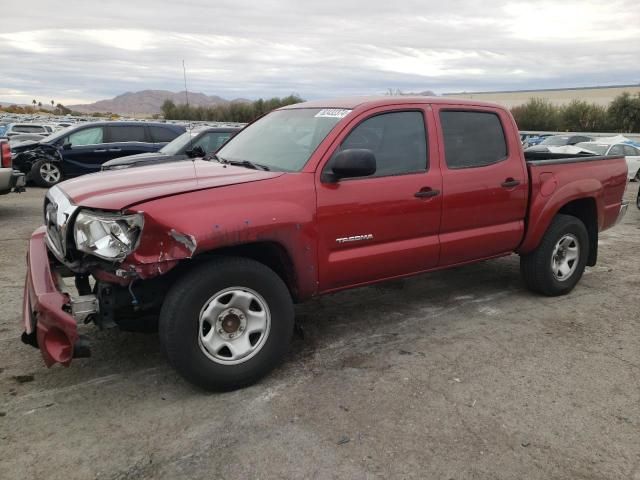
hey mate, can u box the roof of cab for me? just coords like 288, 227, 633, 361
280, 95, 505, 111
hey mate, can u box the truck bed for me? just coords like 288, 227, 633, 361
517, 152, 628, 255
524, 151, 621, 164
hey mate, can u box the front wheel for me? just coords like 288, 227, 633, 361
520, 214, 589, 296
30, 158, 63, 187
159, 257, 294, 391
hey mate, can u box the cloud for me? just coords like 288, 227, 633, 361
0, 0, 639, 105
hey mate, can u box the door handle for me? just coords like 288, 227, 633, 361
108, 148, 121, 152
414, 188, 440, 198
93, 149, 107, 152
501, 178, 520, 188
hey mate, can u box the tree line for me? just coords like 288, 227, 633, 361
511, 92, 640, 132
161, 95, 304, 123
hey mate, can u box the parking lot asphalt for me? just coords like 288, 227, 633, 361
1, 186, 639, 480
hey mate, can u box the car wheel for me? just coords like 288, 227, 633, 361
159, 256, 294, 391
520, 214, 589, 296
30, 158, 62, 187
636, 185, 640, 209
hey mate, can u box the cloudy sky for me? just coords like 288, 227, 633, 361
1, 0, 639, 105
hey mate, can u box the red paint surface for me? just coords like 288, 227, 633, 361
23, 227, 77, 366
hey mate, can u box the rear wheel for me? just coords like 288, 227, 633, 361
30, 158, 62, 187
520, 214, 589, 296
159, 257, 294, 391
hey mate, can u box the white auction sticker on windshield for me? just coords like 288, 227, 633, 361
315, 109, 351, 119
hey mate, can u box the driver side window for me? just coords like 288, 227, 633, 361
330, 111, 428, 178
67, 127, 104, 147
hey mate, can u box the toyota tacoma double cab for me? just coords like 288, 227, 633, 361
21, 97, 629, 390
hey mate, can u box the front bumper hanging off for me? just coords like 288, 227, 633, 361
22, 226, 96, 366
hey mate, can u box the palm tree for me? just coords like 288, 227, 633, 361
38, 101, 42, 108
32, 99, 36, 108
51, 100, 54, 108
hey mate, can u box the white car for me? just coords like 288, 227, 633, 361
575, 141, 640, 181
4, 123, 51, 138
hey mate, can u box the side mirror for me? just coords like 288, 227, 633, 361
62, 141, 72, 150
323, 149, 376, 183
186, 145, 206, 158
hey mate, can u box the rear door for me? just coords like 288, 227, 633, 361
105, 124, 152, 161
316, 105, 443, 291
433, 105, 527, 265
61, 126, 109, 176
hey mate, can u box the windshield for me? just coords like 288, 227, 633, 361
216, 108, 349, 171
540, 135, 570, 146
575, 143, 607, 155
39, 124, 78, 144
160, 131, 199, 155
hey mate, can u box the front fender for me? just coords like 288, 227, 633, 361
119, 174, 319, 298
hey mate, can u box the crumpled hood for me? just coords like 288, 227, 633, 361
58, 159, 283, 210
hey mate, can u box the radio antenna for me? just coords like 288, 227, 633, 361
182, 59, 195, 160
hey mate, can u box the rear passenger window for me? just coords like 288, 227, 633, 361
623, 145, 638, 156
337, 111, 427, 177
609, 145, 624, 156
108, 125, 147, 142
150, 126, 179, 143
440, 111, 507, 169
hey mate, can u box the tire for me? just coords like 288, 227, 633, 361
159, 256, 294, 391
520, 214, 589, 296
636, 186, 640, 210
30, 158, 63, 187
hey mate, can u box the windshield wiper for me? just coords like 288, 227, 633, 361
222, 158, 270, 171
209, 154, 270, 171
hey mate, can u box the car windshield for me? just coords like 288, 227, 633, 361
160, 131, 200, 155
39, 124, 77, 143
216, 108, 349, 171
575, 143, 607, 155
540, 136, 570, 146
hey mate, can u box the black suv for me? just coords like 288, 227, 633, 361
11, 121, 185, 186
102, 126, 242, 171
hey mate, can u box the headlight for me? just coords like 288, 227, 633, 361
74, 210, 144, 261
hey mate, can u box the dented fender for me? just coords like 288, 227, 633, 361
119, 174, 319, 297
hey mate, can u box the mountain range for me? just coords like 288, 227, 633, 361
68, 90, 251, 115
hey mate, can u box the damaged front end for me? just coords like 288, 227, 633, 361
23, 186, 197, 366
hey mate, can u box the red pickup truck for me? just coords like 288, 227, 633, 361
22, 97, 629, 390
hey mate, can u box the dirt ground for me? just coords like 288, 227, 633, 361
1, 186, 639, 480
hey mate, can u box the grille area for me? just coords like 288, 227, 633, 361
44, 186, 78, 261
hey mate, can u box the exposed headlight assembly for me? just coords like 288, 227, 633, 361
74, 210, 144, 261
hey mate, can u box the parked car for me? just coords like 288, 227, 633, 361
4, 123, 51, 137
520, 132, 552, 148
21, 97, 628, 390
525, 134, 593, 152
0, 139, 25, 194
11, 121, 186, 187
101, 126, 241, 171
9, 133, 47, 146
574, 142, 640, 181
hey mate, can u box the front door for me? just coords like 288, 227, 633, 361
61, 126, 110, 176
316, 106, 443, 292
